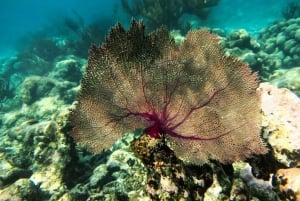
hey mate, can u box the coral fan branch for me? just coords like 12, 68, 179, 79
70, 20, 267, 164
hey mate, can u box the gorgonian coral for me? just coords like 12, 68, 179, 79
70, 20, 267, 164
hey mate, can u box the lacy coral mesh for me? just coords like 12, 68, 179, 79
70, 20, 267, 164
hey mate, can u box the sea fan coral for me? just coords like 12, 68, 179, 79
70, 20, 267, 164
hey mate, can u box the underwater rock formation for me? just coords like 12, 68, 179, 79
275, 168, 300, 200
19, 75, 77, 107
0, 119, 71, 200
259, 82, 300, 167
218, 18, 300, 85
48, 56, 85, 83
70, 20, 267, 165
268, 67, 300, 96
223, 29, 263, 74
238, 163, 277, 200
20, 76, 57, 105
66, 84, 300, 200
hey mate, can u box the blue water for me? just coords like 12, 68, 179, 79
206, 0, 295, 33
0, 0, 121, 58
0, 0, 295, 58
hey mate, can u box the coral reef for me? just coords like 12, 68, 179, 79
0, 179, 39, 201
0, 52, 83, 200
0, 48, 299, 201
19, 76, 57, 105
223, 29, 263, 74
0, 15, 102, 104
121, 0, 219, 30
268, 67, 300, 96
238, 163, 278, 200
275, 168, 300, 200
258, 17, 300, 77
70, 20, 267, 165
131, 133, 214, 200
0, 14, 300, 200
259, 83, 300, 167
49, 56, 84, 83
63, 132, 149, 200
222, 22, 300, 95
0, 119, 71, 200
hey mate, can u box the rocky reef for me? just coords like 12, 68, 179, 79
1, 78, 299, 200
0, 18, 299, 200
219, 18, 300, 95
259, 17, 300, 75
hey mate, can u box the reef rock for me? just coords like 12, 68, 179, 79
19, 75, 77, 106
0, 179, 39, 201
275, 168, 300, 200
65, 132, 149, 201
268, 66, 300, 95
259, 17, 300, 76
0, 119, 71, 200
48, 56, 85, 83
223, 29, 263, 74
259, 82, 300, 167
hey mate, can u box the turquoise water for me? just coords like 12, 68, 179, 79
0, 0, 295, 58
206, 0, 295, 33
